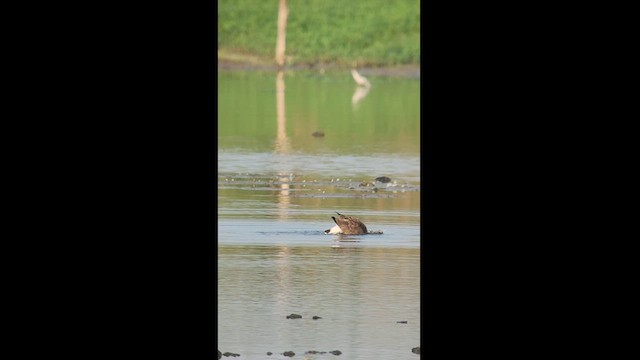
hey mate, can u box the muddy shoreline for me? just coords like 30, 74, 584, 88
218, 59, 420, 79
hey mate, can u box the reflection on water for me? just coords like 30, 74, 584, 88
218, 70, 420, 155
275, 70, 290, 155
351, 84, 371, 108
218, 245, 420, 359
218, 69, 420, 357
275, 70, 291, 221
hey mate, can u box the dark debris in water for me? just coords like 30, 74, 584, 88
312, 315, 322, 320
397, 320, 408, 323
304, 349, 342, 356
222, 352, 240, 357
218, 173, 419, 195
294, 192, 398, 199
412, 346, 421, 354
283, 350, 295, 357
286, 313, 302, 319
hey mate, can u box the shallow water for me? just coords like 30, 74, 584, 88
218, 245, 419, 359
218, 69, 420, 358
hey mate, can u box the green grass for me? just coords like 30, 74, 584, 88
218, 0, 420, 67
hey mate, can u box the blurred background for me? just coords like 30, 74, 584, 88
218, 0, 420, 68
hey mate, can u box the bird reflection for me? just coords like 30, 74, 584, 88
352, 85, 371, 107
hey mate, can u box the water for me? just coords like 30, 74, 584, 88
218, 245, 419, 359
218, 69, 420, 358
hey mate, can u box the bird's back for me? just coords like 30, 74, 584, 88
333, 213, 368, 235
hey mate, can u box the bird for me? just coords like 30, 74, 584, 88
324, 212, 368, 235
325, 224, 342, 234
351, 69, 371, 88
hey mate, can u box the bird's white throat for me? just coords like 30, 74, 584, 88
325, 225, 342, 234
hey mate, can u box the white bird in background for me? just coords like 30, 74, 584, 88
351, 69, 371, 88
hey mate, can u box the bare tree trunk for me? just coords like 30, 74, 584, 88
275, 0, 288, 68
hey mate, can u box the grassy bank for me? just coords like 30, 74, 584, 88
218, 0, 420, 67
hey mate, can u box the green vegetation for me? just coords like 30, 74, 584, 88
218, 0, 420, 67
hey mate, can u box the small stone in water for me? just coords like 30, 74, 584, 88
266, 352, 272, 356
397, 320, 408, 323
223, 352, 240, 357
312, 315, 322, 320
283, 350, 295, 357
412, 346, 421, 354
329, 350, 342, 355
286, 313, 302, 319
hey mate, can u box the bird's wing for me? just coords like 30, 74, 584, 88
333, 214, 368, 234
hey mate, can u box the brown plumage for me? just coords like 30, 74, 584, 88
331, 212, 368, 235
